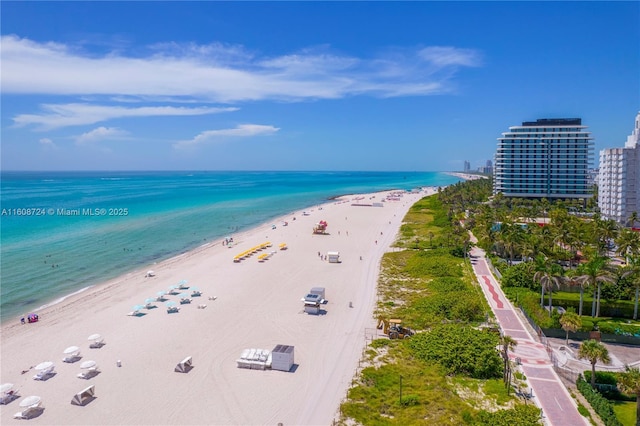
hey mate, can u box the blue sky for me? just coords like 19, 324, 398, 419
1, 1, 638, 171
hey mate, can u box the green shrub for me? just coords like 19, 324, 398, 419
576, 375, 623, 426
473, 404, 541, 426
500, 262, 536, 289
428, 276, 470, 292
408, 324, 502, 379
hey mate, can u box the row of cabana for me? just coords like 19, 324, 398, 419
129, 280, 203, 316
233, 242, 273, 263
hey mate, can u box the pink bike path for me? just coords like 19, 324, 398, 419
470, 244, 589, 426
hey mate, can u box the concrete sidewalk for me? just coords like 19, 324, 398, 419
469, 242, 589, 426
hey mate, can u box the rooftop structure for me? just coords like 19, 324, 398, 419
493, 118, 594, 199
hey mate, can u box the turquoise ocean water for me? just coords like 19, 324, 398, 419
0, 171, 460, 323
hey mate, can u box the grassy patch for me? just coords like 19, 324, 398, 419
611, 400, 637, 426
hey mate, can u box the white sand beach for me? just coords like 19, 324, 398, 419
0, 188, 432, 425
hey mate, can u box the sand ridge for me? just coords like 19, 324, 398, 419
0, 188, 433, 425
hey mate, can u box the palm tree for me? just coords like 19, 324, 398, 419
564, 269, 588, 316
559, 310, 582, 346
533, 256, 563, 316
578, 339, 611, 389
499, 334, 518, 393
627, 211, 639, 229
575, 255, 617, 318
616, 228, 640, 264
617, 366, 640, 426
621, 256, 640, 320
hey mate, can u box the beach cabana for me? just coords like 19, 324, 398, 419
77, 361, 99, 380
0, 383, 18, 405
128, 305, 144, 316
14, 396, 43, 419
165, 301, 180, 314
33, 362, 55, 381
174, 356, 193, 373
71, 385, 95, 406
145, 270, 155, 277
62, 346, 81, 363
87, 334, 105, 349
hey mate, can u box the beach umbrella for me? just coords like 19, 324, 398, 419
144, 297, 156, 305
156, 290, 166, 297
87, 334, 102, 342
35, 361, 53, 371
165, 301, 177, 307
63, 346, 80, 355
190, 286, 200, 292
19, 395, 41, 408
80, 360, 96, 369
132, 304, 144, 312
178, 279, 188, 286
178, 293, 189, 299
0, 383, 14, 394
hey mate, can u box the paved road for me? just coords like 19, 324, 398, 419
469, 242, 589, 426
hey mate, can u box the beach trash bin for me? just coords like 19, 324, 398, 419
117, 360, 121, 367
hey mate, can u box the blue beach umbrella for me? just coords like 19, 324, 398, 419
165, 301, 177, 307
144, 298, 156, 305
133, 304, 145, 312
178, 293, 189, 299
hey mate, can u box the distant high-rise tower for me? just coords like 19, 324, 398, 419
463, 160, 471, 172
598, 112, 640, 227
493, 118, 594, 199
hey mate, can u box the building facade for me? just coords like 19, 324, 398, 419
493, 118, 594, 199
598, 112, 640, 227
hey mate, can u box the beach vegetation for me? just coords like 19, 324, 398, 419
339, 179, 531, 425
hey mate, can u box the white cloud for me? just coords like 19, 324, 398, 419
39, 138, 58, 150
174, 124, 280, 149
418, 46, 482, 67
2, 35, 482, 103
14, 103, 238, 130
75, 126, 129, 145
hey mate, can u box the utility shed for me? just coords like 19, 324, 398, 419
327, 251, 340, 263
271, 344, 294, 372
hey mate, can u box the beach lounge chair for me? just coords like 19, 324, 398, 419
191, 288, 202, 297
33, 366, 55, 381
167, 306, 180, 314
77, 367, 100, 380
174, 356, 193, 373
0, 391, 18, 405
179, 298, 192, 305
13, 405, 42, 420
71, 385, 95, 406
89, 339, 105, 349
62, 354, 81, 363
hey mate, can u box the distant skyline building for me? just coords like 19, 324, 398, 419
463, 160, 471, 172
493, 118, 594, 199
598, 112, 640, 227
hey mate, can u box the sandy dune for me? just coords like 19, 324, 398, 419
0, 188, 432, 425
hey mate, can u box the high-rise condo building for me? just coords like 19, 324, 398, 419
598, 112, 640, 227
493, 118, 594, 199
